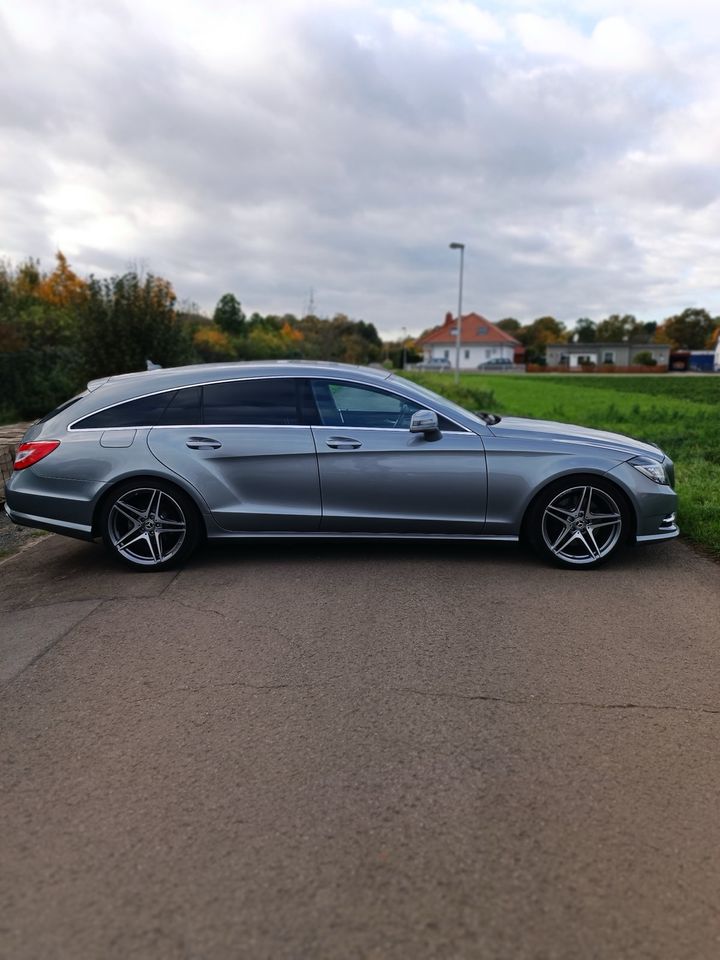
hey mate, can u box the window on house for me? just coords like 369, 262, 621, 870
478, 326, 488, 335
603, 351, 615, 364
443, 349, 450, 359
464, 349, 470, 359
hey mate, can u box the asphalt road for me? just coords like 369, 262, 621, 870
2, 532, 720, 960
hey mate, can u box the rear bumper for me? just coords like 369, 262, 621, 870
4, 503, 95, 541
4, 469, 100, 540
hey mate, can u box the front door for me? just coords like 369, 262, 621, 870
309, 379, 488, 534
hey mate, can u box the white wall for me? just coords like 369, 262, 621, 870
424, 343, 515, 369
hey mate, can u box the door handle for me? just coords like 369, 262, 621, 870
326, 437, 362, 450
186, 437, 222, 450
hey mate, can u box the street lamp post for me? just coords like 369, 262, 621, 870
401, 326, 407, 369
449, 242, 465, 384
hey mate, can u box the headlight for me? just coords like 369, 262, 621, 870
630, 456, 667, 485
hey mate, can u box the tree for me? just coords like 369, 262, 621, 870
193, 327, 236, 362
519, 316, 567, 364
386, 337, 422, 369
77, 271, 193, 380
496, 318, 521, 335
574, 318, 596, 342
36, 251, 88, 308
595, 314, 640, 342
658, 308, 719, 350
0, 257, 82, 418
637, 321, 658, 343
213, 293, 246, 336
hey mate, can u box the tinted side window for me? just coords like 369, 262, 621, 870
311, 380, 466, 432
74, 392, 174, 429
159, 386, 202, 425
311, 381, 421, 429
203, 379, 299, 425
37, 393, 86, 424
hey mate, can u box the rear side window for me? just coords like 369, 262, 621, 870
159, 386, 202, 425
36, 394, 86, 425
203, 379, 298, 425
73, 391, 174, 430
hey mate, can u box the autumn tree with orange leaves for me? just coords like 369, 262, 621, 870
36, 252, 88, 308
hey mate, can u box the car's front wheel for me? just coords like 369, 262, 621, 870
100, 479, 201, 571
527, 477, 630, 569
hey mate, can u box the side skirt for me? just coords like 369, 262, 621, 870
205, 531, 519, 542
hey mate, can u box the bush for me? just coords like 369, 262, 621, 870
0, 346, 80, 420
633, 351, 657, 366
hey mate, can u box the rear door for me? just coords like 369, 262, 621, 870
147, 378, 321, 531
308, 379, 488, 534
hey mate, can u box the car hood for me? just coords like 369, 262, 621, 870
488, 416, 663, 460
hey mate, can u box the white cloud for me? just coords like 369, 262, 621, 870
1, 0, 719, 336
431, 2, 505, 44
513, 12, 659, 72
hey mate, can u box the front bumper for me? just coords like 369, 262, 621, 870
605, 460, 679, 543
636, 511, 679, 542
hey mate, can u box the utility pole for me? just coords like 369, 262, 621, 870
449, 242, 465, 385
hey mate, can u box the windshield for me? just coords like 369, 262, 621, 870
389, 373, 493, 428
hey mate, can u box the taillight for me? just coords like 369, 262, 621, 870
13, 441, 61, 471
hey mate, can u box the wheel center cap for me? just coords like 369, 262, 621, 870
144, 519, 156, 531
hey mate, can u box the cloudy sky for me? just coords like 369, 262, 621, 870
2, 0, 719, 337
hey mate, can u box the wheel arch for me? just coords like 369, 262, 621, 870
91, 471, 210, 539
519, 469, 637, 545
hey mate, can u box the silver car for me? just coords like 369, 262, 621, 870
5, 361, 678, 570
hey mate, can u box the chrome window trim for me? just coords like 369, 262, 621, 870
67, 374, 472, 435
307, 425, 471, 434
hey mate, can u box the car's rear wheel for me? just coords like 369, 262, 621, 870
100, 479, 201, 571
527, 477, 630, 569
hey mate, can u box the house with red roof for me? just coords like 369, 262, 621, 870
416, 312, 521, 370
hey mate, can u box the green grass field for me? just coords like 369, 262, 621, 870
403, 372, 720, 558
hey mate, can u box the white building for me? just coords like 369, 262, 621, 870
417, 313, 520, 370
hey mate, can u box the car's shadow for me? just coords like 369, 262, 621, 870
4, 531, 681, 589
189, 535, 677, 574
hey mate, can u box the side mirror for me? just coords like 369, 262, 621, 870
409, 409, 439, 435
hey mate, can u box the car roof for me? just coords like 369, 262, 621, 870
35, 359, 486, 437
87, 360, 394, 395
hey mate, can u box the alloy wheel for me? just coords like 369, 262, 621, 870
541, 484, 623, 566
108, 486, 187, 567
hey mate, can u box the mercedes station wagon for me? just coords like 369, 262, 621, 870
5, 361, 678, 571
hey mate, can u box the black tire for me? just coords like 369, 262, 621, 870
526, 475, 631, 570
100, 478, 202, 572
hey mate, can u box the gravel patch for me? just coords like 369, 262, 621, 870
0, 510, 49, 561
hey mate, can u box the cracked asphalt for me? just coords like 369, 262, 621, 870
2, 533, 720, 959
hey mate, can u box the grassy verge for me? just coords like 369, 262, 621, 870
403, 372, 720, 558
